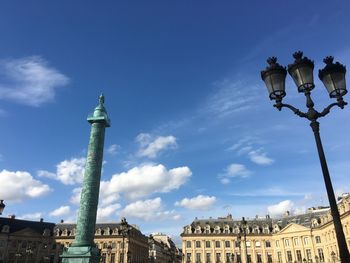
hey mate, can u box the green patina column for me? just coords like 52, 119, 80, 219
60, 94, 110, 263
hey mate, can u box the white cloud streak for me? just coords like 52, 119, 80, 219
0, 56, 69, 106
107, 144, 120, 155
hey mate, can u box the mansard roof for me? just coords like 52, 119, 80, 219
0, 217, 55, 236
183, 210, 329, 235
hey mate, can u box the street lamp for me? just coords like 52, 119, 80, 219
261, 51, 349, 263
0, 200, 5, 215
120, 217, 132, 263
241, 217, 248, 263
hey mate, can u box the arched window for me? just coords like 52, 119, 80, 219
214, 226, 221, 234
234, 226, 240, 234
195, 226, 202, 234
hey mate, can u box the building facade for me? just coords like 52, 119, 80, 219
55, 220, 149, 263
149, 233, 182, 263
181, 195, 350, 263
0, 216, 56, 263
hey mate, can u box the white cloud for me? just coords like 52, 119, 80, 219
70, 187, 82, 205
267, 200, 294, 217
107, 144, 120, 155
121, 197, 179, 221
219, 163, 252, 184
50, 206, 71, 217
0, 56, 69, 106
136, 133, 177, 158
101, 164, 191, 200
38, 157, 85, 185
248, 149, 274, 165
203, 78, 261, 117
0, 170, 51, 202
18, 212, 43, 221
97, 204, 121, 222
229, 137, 274, 166
175, 195, 216, 210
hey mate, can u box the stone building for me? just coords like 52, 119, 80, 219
0, 216, 56, 263
149, 233, 182, 263
54, 220, 149, 263
181, 194, 350, 263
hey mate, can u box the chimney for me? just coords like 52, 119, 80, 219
60, 219, 64, 223
284, 211, 290, 217
40, 218, 44, 223
9, 214, 15, 219
266, 214, 270, 219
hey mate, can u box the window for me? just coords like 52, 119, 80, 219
296, 250, 302, 261
284, 239, 290, 247
101, 253, 106, 263
236, 254, 241, 263
318, 248, 325, 261
246, 241, 251, 247
235, 241, 240, 248
315, 236, 321, 243
287, 251, 292, 262
187, 241, 192, 248
187, 253, 192, 262
267, 254, 272, 263
226, 253, 231, 262
206, 253, 211, 262
306, 249, 312, 260
225, 241, 230, 248
294, 238, 299, 246
206, 241, 211, 248
257, 253, 262, 263
215, 241, 220, 248
196, 241, 201, 248
216, 253, 221, 262
265, 241, 271, 248
277, 252, 282, 263
196, 253, 201, 263
111, 253, 115, 263
255, 241, 261, 247
247, 254, 252, 263
304, 237, 309, 245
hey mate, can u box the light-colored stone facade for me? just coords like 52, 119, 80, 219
181, 195, 350, 263
54, 222, 149, 263
149, 233, 182, 263
0, 216, 56, 263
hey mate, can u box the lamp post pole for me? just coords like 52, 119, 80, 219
261, 51, 349, 262
241, 218, 248, 263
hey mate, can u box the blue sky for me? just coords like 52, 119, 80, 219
1, 1, 350, 244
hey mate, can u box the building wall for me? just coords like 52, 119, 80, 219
181, 196, 350, 263
54, 223, 149, 263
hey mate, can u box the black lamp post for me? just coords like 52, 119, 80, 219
241, 217, 248, 263
0, 200, 5, 215
120, 217, 132, 263
261, 51, 349, 263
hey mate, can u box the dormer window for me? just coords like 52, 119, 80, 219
195, 226, 202, 234
224, 225, 230, 234
205, 225, 211, 234
234, 226, 240, 234
252, 226, 260, 234
214, 226, 221, 234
